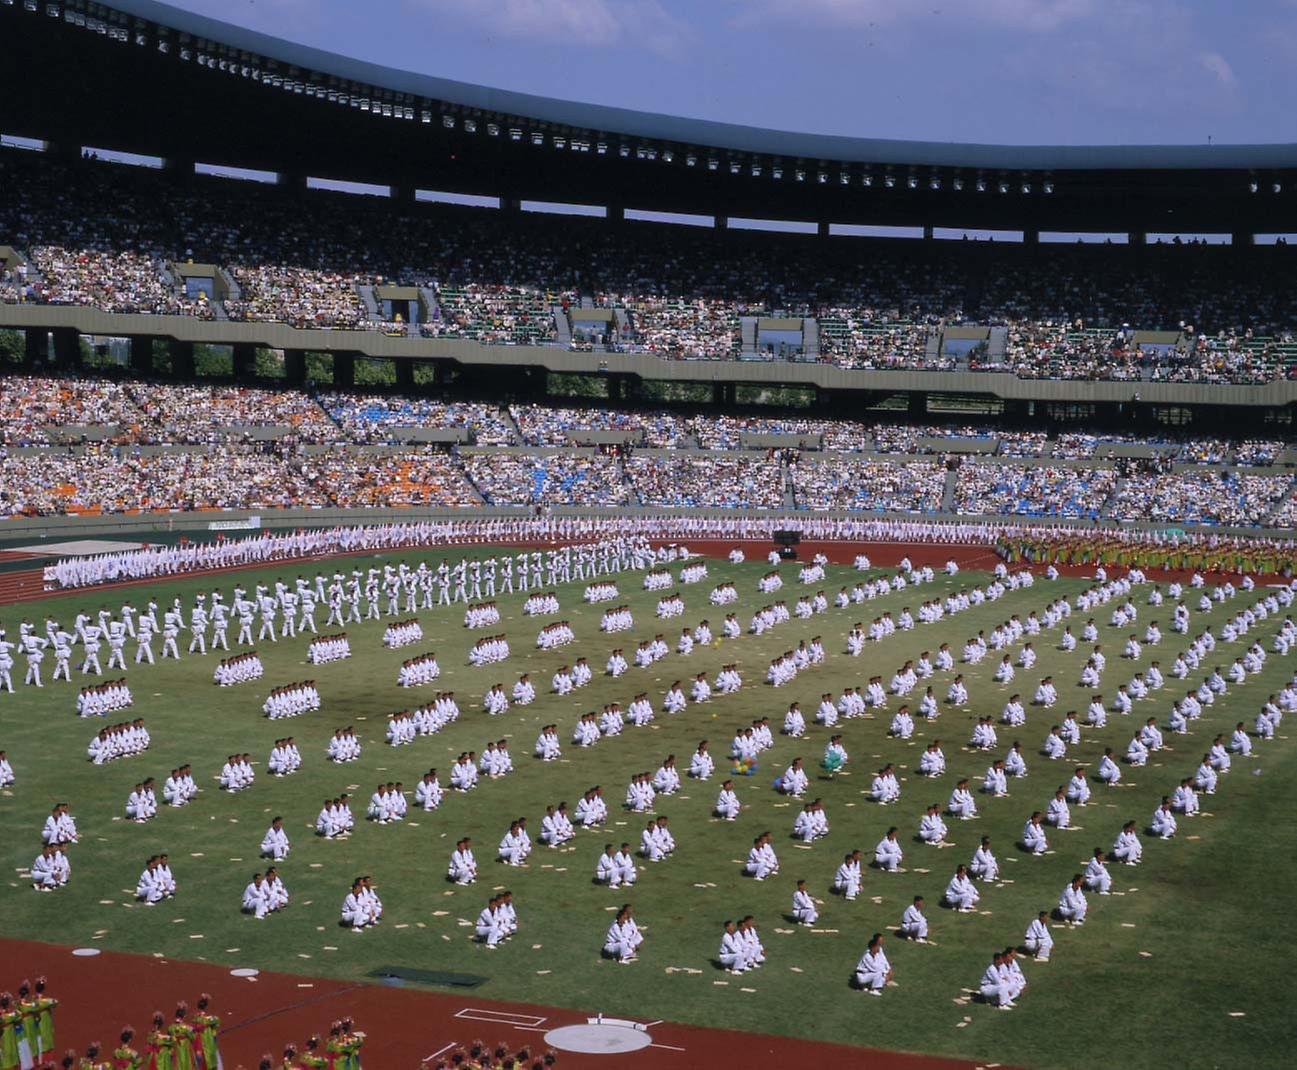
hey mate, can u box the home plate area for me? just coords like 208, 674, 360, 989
444, 1008, 673, 1057
545, 1020, 654, 1054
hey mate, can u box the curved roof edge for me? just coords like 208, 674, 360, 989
114, 0, 1297, 172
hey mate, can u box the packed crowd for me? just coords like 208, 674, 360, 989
625, 454, 785, 509
124, 382, 341, 444
429, 283, 565, 345
511, 404, 692, 448
320, 393, 515, 445
617, 296, 741, 359
817, 312, 943, 370
0, 376, 144, 445
462, 452, 633, 507
297, 448, 482, 509
1107, 470, 1292, 527
0, 371, 1292, 463
953, 464, 1119, 520
790, 458, 947, 513
7, 148, 1297, 380
0, 369, 1293, 520
0, 440, 1292, 525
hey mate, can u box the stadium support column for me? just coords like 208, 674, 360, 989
52, 328, 80, 371
163, 156, 194, 185
817, 221, 830, 239
130, 336, 154, 375
333, 352, 356, 389
1232, 230, 1254, 247
607, 372, 631, 401
278, 172, 307, 197
712, 381, 736, 407
908, 392, 927, 419
169, 339, 195, 380
396, 359, 415, 390
24, 328, 49, 366
284, 349, 307, 385
232, 343, 256, 381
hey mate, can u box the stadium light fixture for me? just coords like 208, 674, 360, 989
929, 177, 940, 190
817, 171, 827, 184
685, 154, 696, 167
1248, 181, 1258, 193
464, 119, 477, 133
135, 32, 147, 46
442, 115, 456, 129
662, 149, 674, 163
708, 157, 719, 171
839, 172, 850, 185
421, 111, 432, 124
1042, 180, 1053, 194
794, 169, 805, 182
157, 40, 168, 53
1021, 182, 1031, 194
998, 181, 1009, 194
619, 144, 631, 157
596, 141, 607, 154
751, 163, 762, 177
1273, 182, 1283, 194
730, 160, 741, 175
771, 165, 782, 180
975, 178, 986, 192
862, 174, 872, 187
530, 131, 544, 145
488, 124, 501, 137
952, 177, 963, 191
554, 136, 567, 149
508, 127, 522, 141
883, 174, 895, 188
23, 1, 35, 11
907, 175, 918, 189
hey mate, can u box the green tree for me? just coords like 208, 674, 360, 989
546, 371, 607, 399
305, 352, 333, 385
0, 329, 26, 365
254, 347, 286, 379
354, 357, 397, 386
193, 344, 233, 378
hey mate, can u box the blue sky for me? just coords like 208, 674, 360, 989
163, 0, 1297, 146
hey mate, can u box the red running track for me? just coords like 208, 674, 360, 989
1, 938, 989, 1070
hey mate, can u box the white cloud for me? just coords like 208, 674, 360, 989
411, 0, 691, 56
1199, 50, 1237, 86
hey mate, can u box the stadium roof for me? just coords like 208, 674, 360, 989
5, 0, 1297, 232
85, 1, 1297, 175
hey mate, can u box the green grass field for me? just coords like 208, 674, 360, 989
2, 550, 1295, 1070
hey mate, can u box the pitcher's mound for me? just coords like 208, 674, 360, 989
544, 1021, 653, 1054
